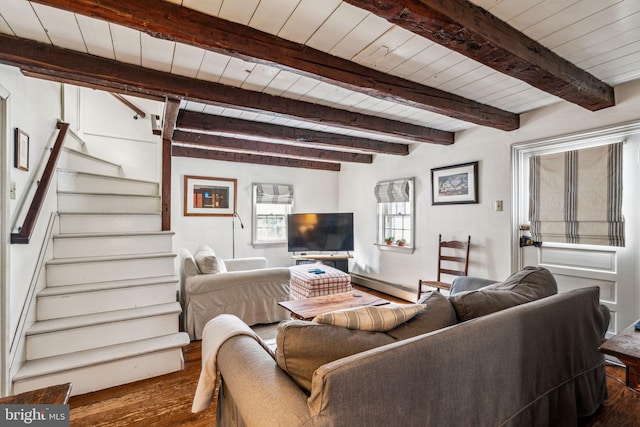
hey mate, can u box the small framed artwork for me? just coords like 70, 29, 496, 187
184, 175, 237, 216
431, 161, 478, 205
14, 128, 29, 171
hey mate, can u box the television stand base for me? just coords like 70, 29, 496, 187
292, 254, 352, 273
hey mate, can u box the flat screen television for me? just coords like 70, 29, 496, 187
287, 213, 354, 253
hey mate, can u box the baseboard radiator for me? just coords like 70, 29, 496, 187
349, 273, 416, 302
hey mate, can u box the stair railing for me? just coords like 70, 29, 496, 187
11, 121, 69, 244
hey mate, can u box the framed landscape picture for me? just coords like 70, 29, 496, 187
184, 175, 237, 216
431, 161, 478, 205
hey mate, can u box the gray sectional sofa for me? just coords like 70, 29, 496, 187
206, 267, 610, 426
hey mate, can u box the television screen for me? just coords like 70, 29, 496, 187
287, 213, 354, 252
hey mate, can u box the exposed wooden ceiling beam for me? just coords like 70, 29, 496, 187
172, 145, 341, 172
342, 0, 615, 111
31, 0, 519, 131
20, 70, 165, 102
0, 34, 448, 145
162, 98, 181, 139
173, 131, 373, 164
177, 111, 411, 155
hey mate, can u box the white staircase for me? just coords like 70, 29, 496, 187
13, 146, 190, 396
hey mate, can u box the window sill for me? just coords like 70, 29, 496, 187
375, 243, 415, 254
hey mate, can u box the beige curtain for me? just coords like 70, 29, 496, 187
374, 179, 411, 203
529, 142, 624, 246
255, 183, 294, 205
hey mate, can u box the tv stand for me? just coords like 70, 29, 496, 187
291, 253, 352, 273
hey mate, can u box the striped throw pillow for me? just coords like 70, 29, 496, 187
313, 304, 426, 332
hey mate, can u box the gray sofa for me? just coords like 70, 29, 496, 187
180, 245, 291, 340
207, 267, 610, 426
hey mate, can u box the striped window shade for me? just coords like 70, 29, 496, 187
255, 183, 294, 204
374, 179, 411, 203
529, 142, 624, 246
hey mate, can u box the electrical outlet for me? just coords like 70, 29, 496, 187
10, 181, 16, 199
494, 200, 503, 212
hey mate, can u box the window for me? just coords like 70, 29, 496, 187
375, 178, 414, 249
252, 183, 294, 246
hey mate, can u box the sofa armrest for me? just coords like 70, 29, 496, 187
217, 335, 312, 426
599, 304, 611, 338
449, 276, 497, 295
223, 257, 268, 272
184, 268, 290, 295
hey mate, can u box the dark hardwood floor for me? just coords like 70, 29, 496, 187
69, 340, 215, 426
68, 287, 640, 426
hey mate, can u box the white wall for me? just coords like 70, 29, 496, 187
78, 88, 163, 182
171, 157, 339, 267
0, 64, 62, 343
339, 79, 640, 302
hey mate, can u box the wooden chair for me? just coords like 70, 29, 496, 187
417, 234, 471, 300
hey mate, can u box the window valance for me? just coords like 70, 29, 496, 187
529, 142, 624, 246
255, 184, 294, 205
374, 179, 411, 203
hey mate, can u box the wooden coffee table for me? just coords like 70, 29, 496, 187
279, 291, 389, 320
598, 319, 640, 391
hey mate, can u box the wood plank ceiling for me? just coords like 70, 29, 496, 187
1, 0, 639, 170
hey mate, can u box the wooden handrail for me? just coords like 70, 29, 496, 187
111, 93, 146, 119
11, 122, 70, 244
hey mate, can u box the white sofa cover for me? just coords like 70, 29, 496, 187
180, 246, 290, 340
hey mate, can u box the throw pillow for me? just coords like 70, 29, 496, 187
181, 249, 200, 276
276, 320, 394, 392
276, 296, 454, 393
312, 304, 426, 332
193, 245, 227, 274
386, 290, 458, 340
448, 266, 558, 322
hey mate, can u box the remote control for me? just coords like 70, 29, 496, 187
635, 320, 640, 331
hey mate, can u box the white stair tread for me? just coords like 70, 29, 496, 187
53, 230, 175, 240
57, 190, 161, 198
62, 147, 122, 169
38, 275, 178, 297
57, 169, 158, 186
59, 212, 162, 216
46, 252, 176, 266
27, 302, 183, 336
14, 333, 190, 381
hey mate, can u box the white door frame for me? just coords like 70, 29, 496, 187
511, 120, 640, 334
0, 83, 11, 396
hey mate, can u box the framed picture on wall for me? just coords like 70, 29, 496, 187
14, 128, 29, 171
184, 175, 237, 216
431, 161, 478, 205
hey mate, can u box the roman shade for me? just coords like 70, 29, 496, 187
255, 184, 294, 205
529, 142, 624, 246
374, 179, 411, 203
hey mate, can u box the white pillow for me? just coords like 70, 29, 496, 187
181, 249, 200, 275
194, 246, 227, 274
313, 304, 426, 332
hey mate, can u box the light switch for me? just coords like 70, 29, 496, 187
494, 200, 503, 212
